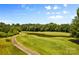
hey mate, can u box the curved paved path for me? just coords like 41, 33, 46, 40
11, 36, 40, 55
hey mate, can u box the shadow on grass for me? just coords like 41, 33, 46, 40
27, 33, 70, 37
69, 39, 79, 45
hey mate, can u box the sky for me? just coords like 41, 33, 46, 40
0, 4, 79, 24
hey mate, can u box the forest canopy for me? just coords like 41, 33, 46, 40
0, 22, 70, 37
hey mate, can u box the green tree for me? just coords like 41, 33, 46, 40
77, 8, 79, 17
71, 8, 79, 37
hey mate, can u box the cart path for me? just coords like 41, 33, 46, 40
11, 36, 40, 55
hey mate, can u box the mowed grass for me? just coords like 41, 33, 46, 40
26, 32, 70, 37
16, 32, 79, 55
0, 37, 26, 55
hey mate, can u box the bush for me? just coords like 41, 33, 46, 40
5, 39, 11, 42
0, 31, 19, 37
7, 32, 14, 36
0, 32, 7, 37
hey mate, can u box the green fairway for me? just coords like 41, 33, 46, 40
16, 32, 79, 55
0, 37, 26, 55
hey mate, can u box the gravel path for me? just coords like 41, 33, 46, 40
11, 36, 40, 55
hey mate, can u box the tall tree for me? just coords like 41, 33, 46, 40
71, 8, 79, 37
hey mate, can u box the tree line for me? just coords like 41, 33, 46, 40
0, 22, 70, 37
0, 8, 79, 38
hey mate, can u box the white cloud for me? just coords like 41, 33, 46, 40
47, 12, 61, 14
64, 4, 67, 7
48, 11, 68, 15
52, 12, 55, 14
48, 15, 63, 19
70, 14, 76, 19
53, 5, 59, 10
56, 12, 61, 14
0, 19, 11, 24
45, 5, 51, 10
63, 10, 68, 14
56, 15, 63, 18
0, 17, 14, 24
47, 12, 50, 14
52, 12, 60, 14
49, 16, 56, 19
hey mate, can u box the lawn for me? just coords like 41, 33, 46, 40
16, 32, 79, 55
0, 37, 26, 55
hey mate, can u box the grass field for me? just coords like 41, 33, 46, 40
0, 37, 26, 55
16, 32, 79, 55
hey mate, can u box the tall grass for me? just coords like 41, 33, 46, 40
0, 37, 26, 55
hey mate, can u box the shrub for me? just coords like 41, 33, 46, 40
0, 32, 7, 37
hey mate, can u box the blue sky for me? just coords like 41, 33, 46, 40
0, 4, 79, 24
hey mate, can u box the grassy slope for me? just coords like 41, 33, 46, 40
0, 37, 26, 55
26, 32, 71, 37
16, 32, 79, 55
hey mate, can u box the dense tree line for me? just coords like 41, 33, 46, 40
21, 23, 70, 32
0, 22, 70, 37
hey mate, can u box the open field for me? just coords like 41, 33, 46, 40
0, 37, 26, 55
16, 32, 79, 55
0, 32, 79, 55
